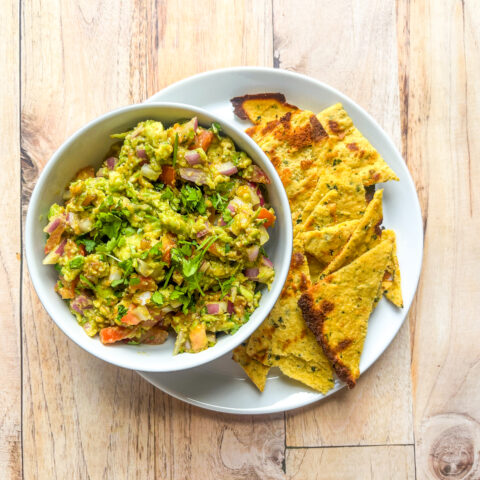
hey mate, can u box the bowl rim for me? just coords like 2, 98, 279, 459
25, 101, 293, 372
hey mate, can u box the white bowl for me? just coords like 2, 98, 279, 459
25, 103, 292, 372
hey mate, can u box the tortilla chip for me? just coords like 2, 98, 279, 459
298, 238, 394, 388
271, 355, 334, 394
246, 241, 334, 394
317, 103, 399, 186
305, 254, 325, 284
303, 219, 359, 267
246, 240, 312, 363
251, 110, 330, 219
230, 93, 298, 125
233, 344, 270, 392
321, 189, 384, 277
381, 230, 403, 307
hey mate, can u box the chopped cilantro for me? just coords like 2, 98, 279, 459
173, 133, 178, 167
129, 277, 140, 286
77, 237, 96, 253
69, 256, 85, 269
180, 185, 206, 214
117, 305, 127, 320
151, 291, 164, 306
80, 275, 95, 290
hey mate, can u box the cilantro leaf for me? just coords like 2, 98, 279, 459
77, 237, 96, 253
117, 305, 127, 320
69, 256, 85, 269
151, 291, 164, 306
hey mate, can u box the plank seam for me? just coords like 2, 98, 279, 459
19, 0, 24, 477
285, 443, 415, 449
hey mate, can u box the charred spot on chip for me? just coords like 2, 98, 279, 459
347, 142, 359, 151
309, 115, 328, 142
365, 185, 376, 203
230, 93, 287, 119
374, 219, 383, 237
383, 270, 393, 281
261, 119, 280, 136
291, 252, 305, 268
320, 300, 335, 314
300, 273, 309, 291
334, 338, 353, 353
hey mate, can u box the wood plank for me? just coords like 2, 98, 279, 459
21, 1, 280, 479
399, 0, 480, 478
0, 0, 21, 478
286, 445, 415, 480
273, 0, 413, 446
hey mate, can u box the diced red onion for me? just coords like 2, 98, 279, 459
179, 168, 207, 185
108, 268, 122, 283
206, 303, 220, 314
218, 218, 227, 227
197, 228, 209, 239
137, 291, 152, 306
250, 165, 271, 184
78, 217, 93, 234
46, 217, 61, 233
247, 245, 259, 262
71, 295, 92, 314
227, 301, 234, 314
192, 117, 198, 132
137, 149, 147, 159
200, 261, 209, 273
106, 157, 117, 170
55, 238, 67, 255
261, 256, 274, 268
141, 163, 160, 181
217, 162, 238, 176
227, 203, 236, 214
185, 151, 202, 165
243, 268, 259, 279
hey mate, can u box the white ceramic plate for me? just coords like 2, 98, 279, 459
139, 67, 423, 414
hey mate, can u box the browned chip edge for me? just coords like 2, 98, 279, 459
230, 92, 297, 120
298, 293, 356, 389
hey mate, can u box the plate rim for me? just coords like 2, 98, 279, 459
139, 66, 424, 415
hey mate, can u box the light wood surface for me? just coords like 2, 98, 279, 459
1, 0, 477, 478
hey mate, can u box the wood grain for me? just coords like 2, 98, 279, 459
0, 1, 21, 479
286, 445, 415, 480
399, 1, 480, 478
273, 0, 413, 447
21, 1, 282, 479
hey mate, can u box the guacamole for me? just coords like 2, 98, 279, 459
43, 118, 276, 353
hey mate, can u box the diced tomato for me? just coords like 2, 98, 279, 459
120, 306, 141, 326
189, 323, 207, 352
75, 166, 95, 180
78, 244, 86, 256
208, 242, 221, 257
257, 208, 276, 228
130, 276, 156, 292
161, 233, 176, 265
159, 165, 176, 186
44, 223, 66, 254
55, 277, 78, 300
100, 326, 131, 344
191, 130, 214, 152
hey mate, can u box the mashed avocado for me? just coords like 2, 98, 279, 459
43, 118, 276, 353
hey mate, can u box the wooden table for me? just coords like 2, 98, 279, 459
2, 1, 479, 478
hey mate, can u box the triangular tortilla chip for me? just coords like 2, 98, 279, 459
316, 103, 399, 185
230, 93, 298, 125
233, 344, 270, 392
321, 189, 384, 276
250, 110, 330, 219
381, 230, 403, 307
303, 219, 359, 267
271, 355, 334, 393
246, 241, 334, 394
298, 238, 394, 388
246, 240, 312, 363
